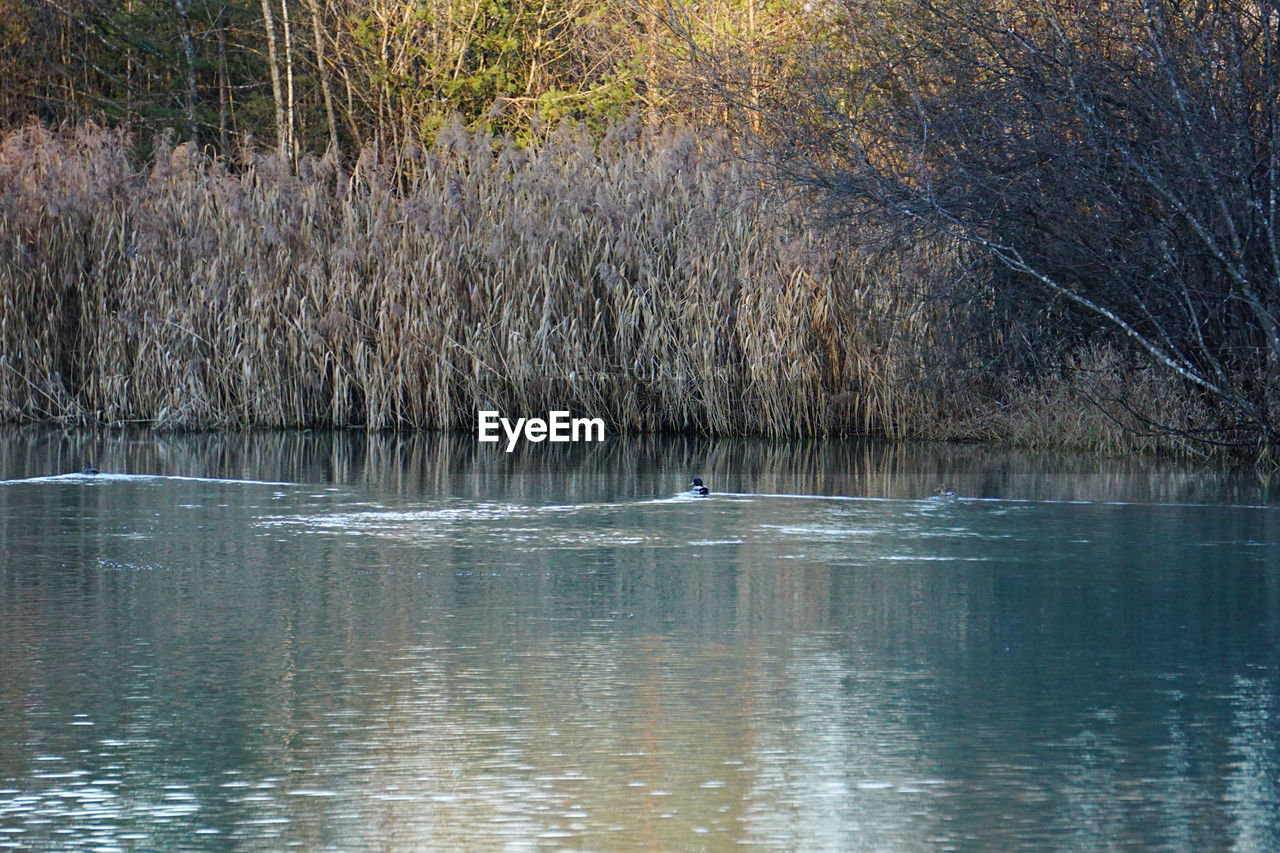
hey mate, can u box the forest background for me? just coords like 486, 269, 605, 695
2, 0, 1278, 459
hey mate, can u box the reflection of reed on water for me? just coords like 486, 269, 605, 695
0, 426, 1268, 505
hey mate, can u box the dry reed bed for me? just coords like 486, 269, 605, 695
0, 122, 1205, 451
0, 121, 937, 435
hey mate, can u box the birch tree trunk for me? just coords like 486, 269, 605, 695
306, 0, 340, 159
173, 0, 199, 145
281, 0, 296, 159
260, 0, 287, 157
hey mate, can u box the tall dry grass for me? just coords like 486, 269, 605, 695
917, 343, 1216, 456
0, 121, 1216, 452
0, 120, 940, 436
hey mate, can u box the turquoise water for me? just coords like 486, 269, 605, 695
1, 429, 1277, 850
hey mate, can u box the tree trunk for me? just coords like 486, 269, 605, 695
282, 0, 297, 159
217, 19, 230, 151
260, 0, 288, 157
173, 0, 200, 145
306, 0, 340, 159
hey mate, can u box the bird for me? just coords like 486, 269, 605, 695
690, 477, 710, 496
80, 466, 100, 475
933, 484, 956, 499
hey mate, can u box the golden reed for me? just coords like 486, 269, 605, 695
0, 120, 942, 436
0, 121, 1197, 451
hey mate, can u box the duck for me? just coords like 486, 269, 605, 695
690, 477, 710, 497
80, 466, 100, 475
933, 484, 956, 499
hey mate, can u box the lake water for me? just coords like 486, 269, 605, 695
1, 428, 1278, 851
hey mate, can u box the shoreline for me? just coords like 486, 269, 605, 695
1, 122, 1214, 458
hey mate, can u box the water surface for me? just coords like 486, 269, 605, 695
1, 429, 1278, 850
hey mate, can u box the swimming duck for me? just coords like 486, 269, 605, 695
80, 466, 100, 475
933, 485, 956, 499
690, 477, 710, 497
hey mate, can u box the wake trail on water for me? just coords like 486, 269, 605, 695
753, 492, 1280, 511
0, 473, 298, 487
650, 491, 1278, 511
7, 473, 1266, 512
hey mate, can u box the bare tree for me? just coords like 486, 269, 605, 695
748, 0, 1280, 447
172, 0, 200, 144
281, 0, 296, 158
259, 0, 287, 157
305, 0, 339, 158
